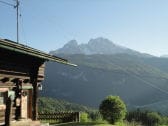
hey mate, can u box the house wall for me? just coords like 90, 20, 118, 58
0, 47, 45, 124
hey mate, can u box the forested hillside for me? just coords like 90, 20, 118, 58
38, 97, 95, 113
41, 53, 168, 114
40, 38, 168, 115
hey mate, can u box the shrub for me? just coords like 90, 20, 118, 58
88, 111, 103, 122
99, 95, 127, 124
126, 109, 162, 126
80, 112, 89, 122
146, 112, 161, 126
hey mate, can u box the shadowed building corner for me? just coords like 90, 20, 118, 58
0, 38, 76, 126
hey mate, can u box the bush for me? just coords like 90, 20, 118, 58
80, 112, 89, 122
126, 109, 162, 126
99, 95, 127, 124
88, 111, 103, 122
146, 112, 161, 126
161, 116, 168, 125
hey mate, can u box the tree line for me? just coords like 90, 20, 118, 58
38, 96, 168, 126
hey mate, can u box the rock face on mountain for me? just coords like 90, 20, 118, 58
53, 40, 82, 54
41, 37, 168, 115
50, 37, 151, 57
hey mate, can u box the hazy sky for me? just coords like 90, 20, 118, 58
0, 0, 168, 56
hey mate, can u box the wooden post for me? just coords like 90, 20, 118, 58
5, 97, 12, 126
77, 112, 80, 122
31, 65, 40, 121
28, 89, 33, 119
32, 75, 38, 120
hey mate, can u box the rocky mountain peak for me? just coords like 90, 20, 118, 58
51, 37, 153, 57
88, 37, 115, 46
52, 40, 82, 54
63, 40, 78, 49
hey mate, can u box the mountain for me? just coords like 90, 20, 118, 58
138, 99, 168, 115
51, 40, 82, 54
41, 54, 168, 114
41, 37, 168, 115
50, 37, 152, 57
160, 55, 168, 58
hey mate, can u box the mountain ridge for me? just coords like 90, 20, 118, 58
50, 37, 153, 57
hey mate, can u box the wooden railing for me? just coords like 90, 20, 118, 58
38, 112, 80, 123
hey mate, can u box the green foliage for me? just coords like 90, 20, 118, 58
115, 121, 124, 126
161, 116, 168, 125
80, 112, 89, 122
124, 120, 142, 126
38, 97, 106, 123
52, 122, 111, 126
99, 95, 127, 124
38, 97, 95, 113
146, 112, 161, 126
126, 109, 163, 126
88, 111, 103, 122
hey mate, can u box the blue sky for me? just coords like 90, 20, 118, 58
0, 0, 168, 56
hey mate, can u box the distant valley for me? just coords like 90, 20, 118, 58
41, 37, 168, 115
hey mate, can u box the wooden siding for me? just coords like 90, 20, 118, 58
0, 48, 45, 82
0, 46, 46, 124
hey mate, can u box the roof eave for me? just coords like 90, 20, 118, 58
0, 39, 77, 67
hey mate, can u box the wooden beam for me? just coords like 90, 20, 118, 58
31, 66, 39, 121
0, 77, 9, 83
0, 70, 29, 77
23, 79, 30, 83
0, 74, 30, 80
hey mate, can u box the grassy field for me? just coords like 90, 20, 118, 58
51, 122, 114, 126
50, 121, 144, 126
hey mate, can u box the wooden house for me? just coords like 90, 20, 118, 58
0, 39, 76, 125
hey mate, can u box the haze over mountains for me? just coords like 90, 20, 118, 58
42, 37, 168, 115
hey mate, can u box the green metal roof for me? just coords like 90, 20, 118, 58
0, 39, 77, 66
